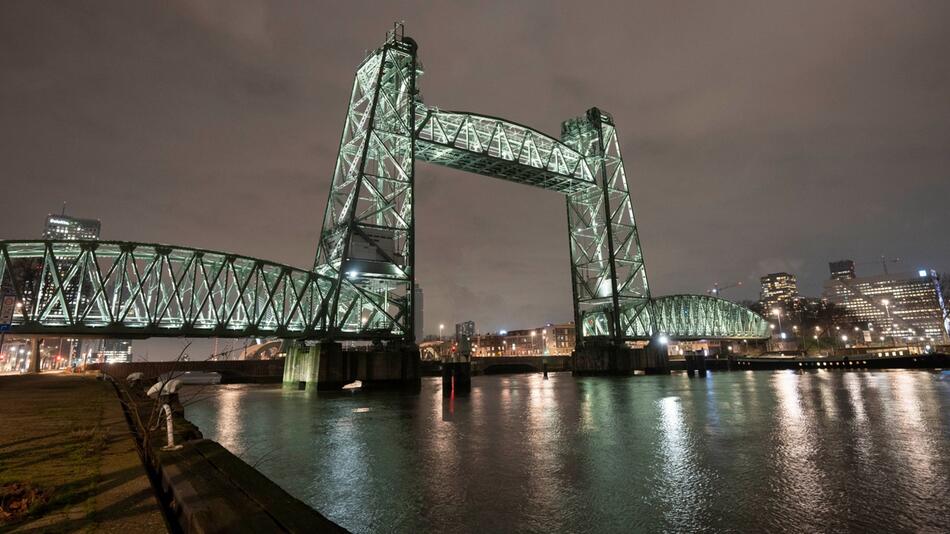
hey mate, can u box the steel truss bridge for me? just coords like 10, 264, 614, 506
0, 26, 768, 344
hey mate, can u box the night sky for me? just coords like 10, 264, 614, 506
2, 1, 949, 342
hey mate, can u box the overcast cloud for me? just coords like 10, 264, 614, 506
2, 1, 948, 346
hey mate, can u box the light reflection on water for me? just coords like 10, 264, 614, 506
184, 370, 950, 533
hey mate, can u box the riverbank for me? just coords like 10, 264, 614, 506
118, 375, 347, 533
0, 373, 168, 532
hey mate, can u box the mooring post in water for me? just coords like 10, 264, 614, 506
685, 354, 696, 377
543, 361, 549, 379
442, 361, 472, 396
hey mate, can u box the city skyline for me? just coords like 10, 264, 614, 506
2, 1, 949, 336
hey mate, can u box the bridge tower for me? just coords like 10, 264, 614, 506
562, 109, 667, 373
562, 109, 654, 343
313, 25, 419, 343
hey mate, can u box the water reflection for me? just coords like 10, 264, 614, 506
770, 371, 827, 529
185, 371, 950, 533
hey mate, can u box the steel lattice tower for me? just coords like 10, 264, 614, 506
314, 26, 418, 341
562, 109, 653, 342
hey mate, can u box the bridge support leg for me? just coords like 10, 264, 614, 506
282, 341, 322, 390
573, 342, 635, 376
573, 337, 669, 376
642, 336, 670, 375
287, 342, 421, 391
29, 337, 41, 373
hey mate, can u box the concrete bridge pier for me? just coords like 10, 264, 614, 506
282, 341, 322, 390
684, 353, 707, 377
573, 337, 669, 376
283, 340, 421, 391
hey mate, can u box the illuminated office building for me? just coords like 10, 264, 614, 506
455, 321, 475, 342
759, 272, 799, 313
823, 267, 949, 343
43, 213, 101, 241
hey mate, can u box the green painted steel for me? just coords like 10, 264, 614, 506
312, 26, 418, 341
0, 240, 334, 338
414, 107, 596, 193
562, 109, 653, 342
0, 25, 769, 342
651, 295, 771, 340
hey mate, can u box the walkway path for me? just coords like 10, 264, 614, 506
0, 373, 168, 533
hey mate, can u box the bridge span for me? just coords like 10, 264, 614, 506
0, 240, 768, 342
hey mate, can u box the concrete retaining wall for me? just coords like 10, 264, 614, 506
115, 381, 346, 533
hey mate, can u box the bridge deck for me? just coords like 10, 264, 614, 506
0, 241, 769, 341
414, 106, 596, 194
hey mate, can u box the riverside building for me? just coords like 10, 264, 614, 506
822, 263, 949, 343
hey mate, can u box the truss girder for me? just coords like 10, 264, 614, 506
650, 295, 770, 340
414, 107, 596, 193
0, 240, 335, 338
312, 33, 418, 340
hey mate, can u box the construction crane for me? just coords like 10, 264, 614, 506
855, 256, 902, 275
707, 281, 742, 297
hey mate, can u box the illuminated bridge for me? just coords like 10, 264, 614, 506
0, 25, 768, 345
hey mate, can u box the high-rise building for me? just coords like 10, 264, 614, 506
829, 260, 856, 281
11, 212, 103, 315
43, 213, 101, 240
413, 285, 424, 344
823, 268, 949, 343
455, 320, 476, 342
38, 212, 101, 316
759, 272, 799, 313
41, 210, 135, 362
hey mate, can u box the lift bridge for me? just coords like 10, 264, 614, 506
0, 26, 768, 348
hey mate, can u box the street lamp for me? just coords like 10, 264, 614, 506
771, 308, 784, 337
439, 323, 444, 341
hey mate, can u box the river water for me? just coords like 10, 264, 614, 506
185, 370, 950, 533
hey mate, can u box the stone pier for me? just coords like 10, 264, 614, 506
283, 340, 421, 391
572, 338, 670, 376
